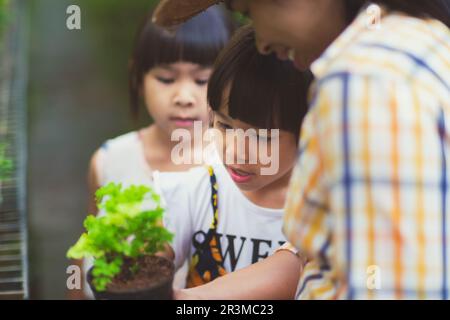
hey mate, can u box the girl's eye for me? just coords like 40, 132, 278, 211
195, 79, 209, 86
156, 77, 175, 84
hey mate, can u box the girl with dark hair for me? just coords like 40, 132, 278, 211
73, 6, 235, 299
154, 0, 450, 300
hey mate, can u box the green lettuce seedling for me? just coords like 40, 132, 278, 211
67, 183, 173, 291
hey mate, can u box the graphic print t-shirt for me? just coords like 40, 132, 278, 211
153, 162, 287, 277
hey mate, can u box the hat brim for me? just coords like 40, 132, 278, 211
152, 0, 221, 27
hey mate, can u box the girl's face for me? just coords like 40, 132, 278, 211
143, 62, 212, 136
230, 0, 347, 70
212, 101, 298, 193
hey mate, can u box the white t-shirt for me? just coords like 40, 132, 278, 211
153, 161, 288, 279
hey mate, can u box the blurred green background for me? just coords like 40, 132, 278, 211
27, 0, 158, 299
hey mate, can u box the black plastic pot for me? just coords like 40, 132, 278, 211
87, 256, 175, 300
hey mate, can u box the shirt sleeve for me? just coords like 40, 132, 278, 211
283, 72, 442, 299
282, 77, 334, 263
296, 259, 337, 300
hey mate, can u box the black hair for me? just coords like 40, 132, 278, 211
129, 5, 236, 117
345, 0, 450, 26
208, 25, 314, 139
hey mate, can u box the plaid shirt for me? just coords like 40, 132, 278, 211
283, 6, 450, 299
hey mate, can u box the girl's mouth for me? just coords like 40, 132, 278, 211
170, 117, 198, 127
226, 166, 254, 184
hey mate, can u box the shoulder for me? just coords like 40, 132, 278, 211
321, 13, 450, 88
153, 166, 211, 205
93, 131, 146, 185
101, 131, 141, 154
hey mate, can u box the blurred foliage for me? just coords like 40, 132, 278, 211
0, 0, 9, 40
75, 0, 159, 91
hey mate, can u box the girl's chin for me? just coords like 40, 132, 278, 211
235, 184, 257, 192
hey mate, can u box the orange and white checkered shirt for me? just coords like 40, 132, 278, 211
283, 5, 450, 299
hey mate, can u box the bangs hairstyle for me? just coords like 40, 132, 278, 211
129, 5, 236, 117
208, 26, 314, 139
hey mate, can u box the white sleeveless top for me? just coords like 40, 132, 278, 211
95, 131, 153, 187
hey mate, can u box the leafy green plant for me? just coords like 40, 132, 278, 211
67, 183, 173, 291
0, 143, 12, 182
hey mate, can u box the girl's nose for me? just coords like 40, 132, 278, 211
174, 86, 195, 108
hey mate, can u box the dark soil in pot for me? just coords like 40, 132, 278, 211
87, 255, 174, 300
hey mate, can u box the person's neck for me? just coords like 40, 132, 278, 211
146, 124, 177, 155
242, 168, 293, 210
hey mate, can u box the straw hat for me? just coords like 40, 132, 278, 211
152, 0, 224, 27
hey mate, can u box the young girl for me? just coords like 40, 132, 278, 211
70, 6, 235, 299
154, 25, 313, 295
